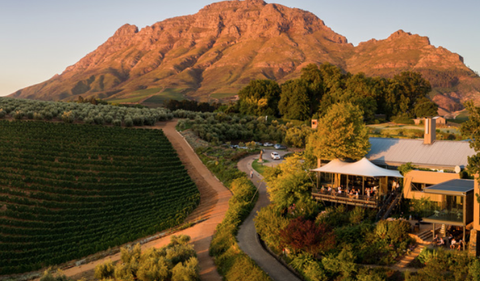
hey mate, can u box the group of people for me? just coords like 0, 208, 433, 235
320, 185, 377, 198
433, 234, 464, 250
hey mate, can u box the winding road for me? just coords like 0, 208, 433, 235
237, 152, 301, 281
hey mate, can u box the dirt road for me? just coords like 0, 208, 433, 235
61, 120, 231, 280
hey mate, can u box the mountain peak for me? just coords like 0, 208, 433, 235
9, 0, 478, 114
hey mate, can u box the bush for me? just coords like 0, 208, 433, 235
374, 220, 411, 244
124, 117, 134, 127
95, 235, 199, 281
113, 119, 122, 127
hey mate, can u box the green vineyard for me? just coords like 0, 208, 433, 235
0, 121, 200, 275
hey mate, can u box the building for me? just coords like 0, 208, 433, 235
312, 116, 480, 253
413, 116, 447, 126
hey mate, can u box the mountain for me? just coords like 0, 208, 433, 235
10, 0, 480, 113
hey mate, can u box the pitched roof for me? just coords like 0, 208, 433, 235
367, 137, 475, 169
311, 157, 403, 178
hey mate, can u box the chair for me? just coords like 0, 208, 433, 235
456, 211, 462, 220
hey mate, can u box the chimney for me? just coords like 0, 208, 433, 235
424, 117, 436, 144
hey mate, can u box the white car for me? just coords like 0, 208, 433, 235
271, 152, 281, 160
263, 142, 274, 147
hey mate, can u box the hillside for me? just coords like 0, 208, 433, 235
10, 0, 480, 113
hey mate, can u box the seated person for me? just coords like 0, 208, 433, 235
327, 186, 332, 192
438, 237, 445, 246
447, 234, 453, 246
349, 189, 354, 195
432, 234, 439, 244
450, 238, 457, 249
456, 239, 463, 250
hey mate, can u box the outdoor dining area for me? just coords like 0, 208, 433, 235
311, 157, 403, 208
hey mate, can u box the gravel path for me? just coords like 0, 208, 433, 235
237, 153, 301, 281
60, 120, 231, 281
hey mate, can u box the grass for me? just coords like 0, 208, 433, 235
210, 92, 236, 99
143, 88, 186, 104
252, 159, 270, 175
108, 87, 163, 103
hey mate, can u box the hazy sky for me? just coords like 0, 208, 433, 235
0, 0, 478, 97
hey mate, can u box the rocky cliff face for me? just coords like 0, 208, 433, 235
10, 0, 479, 113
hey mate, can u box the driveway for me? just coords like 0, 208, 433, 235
237, 152, 301, 281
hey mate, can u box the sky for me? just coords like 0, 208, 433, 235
0, 0, 479, 97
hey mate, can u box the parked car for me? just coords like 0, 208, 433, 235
255, 142, 263, 146
274, 144, 287, 149
271, 152, 281, 160
263, 142, 273, 147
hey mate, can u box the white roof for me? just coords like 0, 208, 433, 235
311, 157, 403, 178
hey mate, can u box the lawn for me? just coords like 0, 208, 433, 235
252, 159, 270, 175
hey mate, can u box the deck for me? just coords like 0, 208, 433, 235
312, 189, 380, 208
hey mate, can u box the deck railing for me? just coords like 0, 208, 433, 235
311, 188, 380, 208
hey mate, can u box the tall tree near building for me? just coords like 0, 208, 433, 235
263, 155, 315, 214
238, 79, 281, 116
306, 102, 370, 163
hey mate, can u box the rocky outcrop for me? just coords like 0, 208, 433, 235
10, 1, 479, 113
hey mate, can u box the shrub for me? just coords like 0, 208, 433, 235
374, 220, 411, 244
113, 119, 122, 127
280, 217, 335, 255
95, 236, 199, 281
124, 117, 134, 127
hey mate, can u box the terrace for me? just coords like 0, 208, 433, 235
311, 157, 403, 208
420, 179, 474, 250
311, 188, 380, 208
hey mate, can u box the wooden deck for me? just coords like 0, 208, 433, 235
312, 189, 380, 208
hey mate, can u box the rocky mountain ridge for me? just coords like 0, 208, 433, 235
10, 0, 480, 113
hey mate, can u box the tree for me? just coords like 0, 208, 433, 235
278, 79, 311, 120
414, 97, 438, 117
322, 245, 357, 279
306, 102, 370, 163
285, 124, 313, 148
342, 73, 378, 123
385, 71, 432, 118
263, 155, 315, 213
238, 79, 281, 116
279, 217, 335, 255
301, 63, 324, 116
461, 101, 480, 176
254, 205, 291, 251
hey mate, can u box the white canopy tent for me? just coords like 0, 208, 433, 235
311, 157, 403, 178
311, 157, 403, 195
